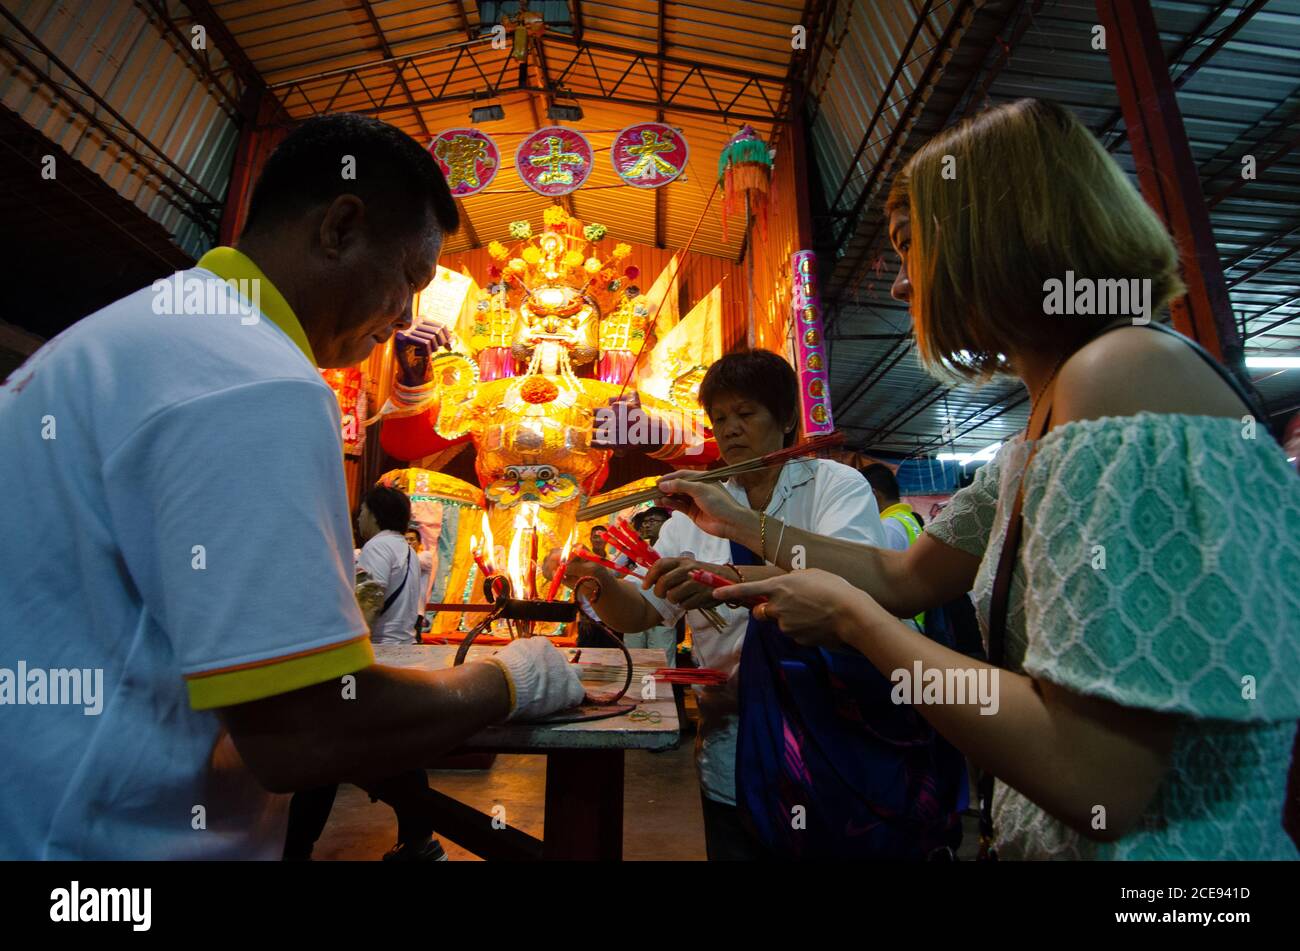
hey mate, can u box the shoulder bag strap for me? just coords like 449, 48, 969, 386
380, 548, 413, 617
977, 376, 1056, 859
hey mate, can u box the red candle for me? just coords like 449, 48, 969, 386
527, 530, 539, 600
471, 537, 490, 577
545, 553, 568, 602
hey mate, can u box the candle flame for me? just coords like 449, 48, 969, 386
479, 512, 496, 572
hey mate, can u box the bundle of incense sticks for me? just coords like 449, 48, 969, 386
689, 568, 768, 607
653, 667, 729, 686
574, 662, 729, 687
576, 431, 845, 521
600, 521, 727, 632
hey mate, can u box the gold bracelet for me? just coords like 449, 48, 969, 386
759, 512, 768, 562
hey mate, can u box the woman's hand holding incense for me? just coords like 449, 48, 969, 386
642, 554, 728, 611
544, 548, 609, 589
713, 569, 881, 649
656, 473, 758, 545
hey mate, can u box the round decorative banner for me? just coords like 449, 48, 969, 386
429, 129, 499, 197
610, 122, 688, 189
516, 126, 594, 196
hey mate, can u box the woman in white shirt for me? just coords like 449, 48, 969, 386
561, 350, 958, 859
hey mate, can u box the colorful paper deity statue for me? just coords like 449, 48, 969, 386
371, 205, 721, 611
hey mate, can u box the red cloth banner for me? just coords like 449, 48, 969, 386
320, 367, 366, 456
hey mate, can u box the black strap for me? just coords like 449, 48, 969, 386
1134, 323, 1269, 426
379, 548, 413, 617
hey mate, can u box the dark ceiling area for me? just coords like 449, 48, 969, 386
0, 103, 193, 344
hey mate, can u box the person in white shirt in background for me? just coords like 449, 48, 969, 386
619, 507, 678, 667
404, 524, 436, 639
356, 486, 423, 645
572, 526, 615, 647
860, 463, 925, 633
557, 349, 884, 860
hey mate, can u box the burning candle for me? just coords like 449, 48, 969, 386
470, 535, 490, 577
527, 528, 539, 600
545, 530, 576, 601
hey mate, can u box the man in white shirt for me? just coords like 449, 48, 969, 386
0, 113, 581, 859
356, 487, 422, 645
620, 508, 679, 667
404, 525, 437, 637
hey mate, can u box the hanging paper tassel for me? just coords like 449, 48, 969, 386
716, 125, 774, 243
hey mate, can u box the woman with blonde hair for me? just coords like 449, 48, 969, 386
655, 98, 1300, 859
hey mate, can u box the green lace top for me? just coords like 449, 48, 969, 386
927, 413, 1300, 859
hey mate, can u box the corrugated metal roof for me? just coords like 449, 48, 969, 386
808, 0, 1300, 455
0, 0, 243, 258
8, 0, 1295, 454
211, 0, 804, 259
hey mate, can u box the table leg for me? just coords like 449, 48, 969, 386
542, 749, 624, 860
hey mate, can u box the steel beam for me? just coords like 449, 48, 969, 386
135, 0, 242, 119
1096, 0, 1241, 365
0, 12, 220, 239
269, 31, 789, 126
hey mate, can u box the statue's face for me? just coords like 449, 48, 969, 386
513, 285, 597, 363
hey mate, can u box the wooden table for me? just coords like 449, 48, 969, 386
374, 643, 679, 861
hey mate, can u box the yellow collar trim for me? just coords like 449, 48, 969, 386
196, 246, 317, 365
880, 502, 914, 521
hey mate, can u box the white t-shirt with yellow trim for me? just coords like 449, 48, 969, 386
0, 251, 372, 858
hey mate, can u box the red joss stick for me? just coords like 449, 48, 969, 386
653, 667, 729, 685
604, 523, 653, 566
689, 569, 768, 606
572, 547, 646, 579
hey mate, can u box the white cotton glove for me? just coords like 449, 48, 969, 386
484, 637, 585, 721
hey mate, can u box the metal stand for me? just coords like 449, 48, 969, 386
446, 573, 636, 717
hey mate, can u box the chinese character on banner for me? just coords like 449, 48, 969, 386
429, 129, 500, 197
320, 367, 368, 456
515, 126, 593, 196
610, 122, 688, 188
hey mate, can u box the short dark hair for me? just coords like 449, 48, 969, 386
242, 113, 460, 239
363, 484, 412, 534
698, 350, 800, 448
632, 507, 670, 530
861, 463, 900, 503
590, 525, 609, 540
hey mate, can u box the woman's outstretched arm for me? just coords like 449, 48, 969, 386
657, 475, 981, 618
